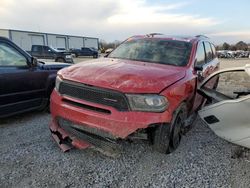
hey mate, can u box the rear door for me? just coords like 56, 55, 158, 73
85, 48, 93, 56
0, 40, 47, 117
81, 48, 91, 56
204, 42, 220, 87
81, 48, 87, 56
198, 66, 250, 148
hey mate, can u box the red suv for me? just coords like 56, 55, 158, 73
49, 34, 219, 154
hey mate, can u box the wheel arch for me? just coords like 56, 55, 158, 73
45, 73, 57, 98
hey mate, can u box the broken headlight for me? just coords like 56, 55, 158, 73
126, 94, 168, 112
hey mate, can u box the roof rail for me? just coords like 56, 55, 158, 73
195, 35, 209, 39
146, 33, 164, 37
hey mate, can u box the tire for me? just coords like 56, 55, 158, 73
152, 123, 171, 154
56, 58, 65, 63
37, 99, 50, 113
152, 104, 187, 154
168, 110, 186, 152
93, 54, 98, 58
42, 88, 53, 113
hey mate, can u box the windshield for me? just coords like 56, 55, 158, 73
109, 39, 192, 66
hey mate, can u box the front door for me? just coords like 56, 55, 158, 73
43, 46, 55, 59
0, 41, 47, 117
192, 41, 220, 111
198, 66, 250, 148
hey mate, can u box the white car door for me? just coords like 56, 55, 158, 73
198, 65, 250, 149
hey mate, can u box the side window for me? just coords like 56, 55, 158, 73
0, 42, 27, 66
195, 42, 205, 66
33, 46, 39, 52
43, 46, 50, 52
33, 46, 42, 52
204, 42, 213, 62
210, 43, 217, 58
204, 70, 250, 100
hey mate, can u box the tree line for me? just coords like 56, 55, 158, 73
216, 41, 250, 51
99, 40, 121, 53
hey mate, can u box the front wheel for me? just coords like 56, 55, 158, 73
152, 105, 186, 154
152, 123, 171, 154
168, 110, 186, 151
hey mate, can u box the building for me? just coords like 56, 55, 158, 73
0, 29, 99, 51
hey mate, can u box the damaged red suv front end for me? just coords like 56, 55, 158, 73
49, 34, 219, 154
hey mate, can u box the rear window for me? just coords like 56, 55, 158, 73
109, 39, 192, 66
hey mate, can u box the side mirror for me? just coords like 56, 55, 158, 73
194, 61, 203, 71
31, 57, 38, 67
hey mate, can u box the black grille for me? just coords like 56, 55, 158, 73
62, 99, 111, 114
59, 81, 129, 111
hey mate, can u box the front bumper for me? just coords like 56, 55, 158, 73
50, 90, 172, 150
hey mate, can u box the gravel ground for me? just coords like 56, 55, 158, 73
219, 58, 250, 69
1, 113, 249, 187
0, 59, 250, 187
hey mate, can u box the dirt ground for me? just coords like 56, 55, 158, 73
0, 58, 250, 188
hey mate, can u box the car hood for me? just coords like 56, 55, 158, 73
59, 58, 186, 93
39, 61, 71, 70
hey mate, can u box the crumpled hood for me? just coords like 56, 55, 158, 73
59, 58, 186, 93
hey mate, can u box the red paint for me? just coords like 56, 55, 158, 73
59, 58, 186, 93
50, 35, 219, 151
51, 133, 72, 152
50, 92, 172, 138
71, 139, 90, 150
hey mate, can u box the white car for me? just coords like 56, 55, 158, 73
198, 64, 250, 149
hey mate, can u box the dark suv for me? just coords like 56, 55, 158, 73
0, 37, 71, 118
70, 47, 98, 58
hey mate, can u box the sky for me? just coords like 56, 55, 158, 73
0, 0, 249, 44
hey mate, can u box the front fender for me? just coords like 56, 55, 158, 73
45, 73, 57, 98
160, 75, 196, 121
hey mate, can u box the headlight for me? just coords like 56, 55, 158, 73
65, 55, 72, 59
55, 75, 62, 91
126, 94, 168, 112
